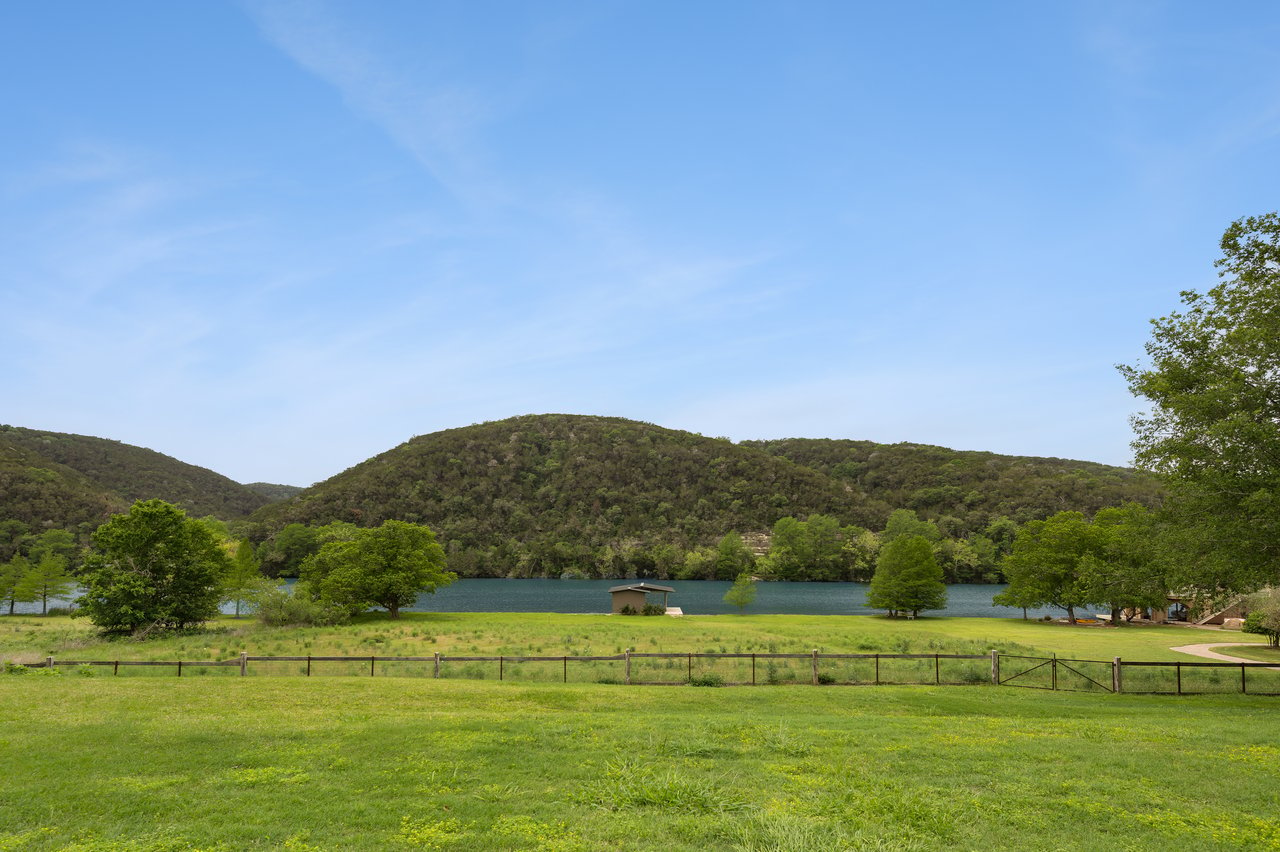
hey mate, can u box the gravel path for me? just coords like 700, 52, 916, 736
1170, 642, 1272, 663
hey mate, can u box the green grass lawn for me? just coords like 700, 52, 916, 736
1, 678, 1279, 851
2, 612, 1263, 667
1214, 645, 1280, 663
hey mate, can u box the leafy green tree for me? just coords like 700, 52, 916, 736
881, 509, 941, 544
0, 520, 31, 562
302, 520, 455, 619
1, 555, 35, 615
1079, 504, 1167, 624
1120, 212, 1280, 593
867, 535, 946, 617
18, 552, 75, 615
258, 523, 321, 578
78, 499, 230, 633
764, 514, 859, 581
676, 546, 716, 580
723, 572, 757, 612
996, 511, 1096, 623
842, 527, 880, 582
1243, 588, 1280, 647
221, 539, 263, 617
27, 529, 80, 570
714, 533, 754, 581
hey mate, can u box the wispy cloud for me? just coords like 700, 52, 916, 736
244, 0, 505, 210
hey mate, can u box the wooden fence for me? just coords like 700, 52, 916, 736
18, 651, 1279, 694
995, 654, 1280, 695
25, 651, 992, 686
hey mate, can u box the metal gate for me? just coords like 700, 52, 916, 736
997, 654, 1114, 692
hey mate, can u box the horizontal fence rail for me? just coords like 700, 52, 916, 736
11, 652, 1277, 695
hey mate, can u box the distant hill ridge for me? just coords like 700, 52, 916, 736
0, 425, 272, 532
245, 414, 1161, 576
0, 417, 1162, 573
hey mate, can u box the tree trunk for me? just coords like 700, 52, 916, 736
1022, 607, 1028, 620
388, 604, 400, 619
1110, 606, 1122, 625
1066, 605, 1076, 624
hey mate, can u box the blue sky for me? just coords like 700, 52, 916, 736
3, 1, 1279, 486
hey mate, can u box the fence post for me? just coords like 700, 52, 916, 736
811, 650, 819, 686
934, 653, 940, 684
625, 649, 631, 685
370, 656, 376, 677
752, 653, 756, 686
114, 660, 119, 677
434, 652, 440, 679
1052, 655, 1057, 691
46, 656, 53, 670
687, 652, 692, 684
499, 656, 504, 681
563, 655, 568, 683
239, 652, 247, 677
178, 660, 182, 678
1176, 662, 1182, 695
875, 654, 880, 685
1242, 663, 1247, 694
1112, 657, 1121, 693
991, 650, 999, 686
306, 655, 311, 677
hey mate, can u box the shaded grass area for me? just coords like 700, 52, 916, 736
1, 679, 1279, 850
1, 612, 1261, 668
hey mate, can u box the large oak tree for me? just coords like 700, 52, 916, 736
1120, 213, 1280, 593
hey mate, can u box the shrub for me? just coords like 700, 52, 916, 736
816, 672, 836, 685
75, 664, 97, 678
618, 605, 637, 615
642, 603, 666, 616
689, 672, 724, 687
255, 583, 349, 627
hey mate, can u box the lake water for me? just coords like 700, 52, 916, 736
387, 579, 1066, 618
14, 579, 1074, 619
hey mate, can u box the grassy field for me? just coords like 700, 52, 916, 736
1, 612, 1262, 667
2, 677, 1279, 851
1214, 644, 1280, 663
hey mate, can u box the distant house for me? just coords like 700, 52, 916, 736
609, 582, 675, 614
1137, 595, 1246, 625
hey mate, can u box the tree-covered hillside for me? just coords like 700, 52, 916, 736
248, 414, 883, 576
741, 438, 1162, 537
0, 426, 271, 530
248, 414, 1160, 579
244, 482, 305, 501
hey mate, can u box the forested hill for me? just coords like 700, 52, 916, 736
247, 414, 1160, 577
0, 425, 271, 532
247, 414, 884, 574
740, 437, 1162, 534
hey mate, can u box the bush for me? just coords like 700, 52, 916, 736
642, 603, 666, 616
255, 583, 349, 627
816, 672, 836, 685
618, 605, 637, 615
75, 664, 97, 678
46, 607, 74, 617
689, 672, 724, 687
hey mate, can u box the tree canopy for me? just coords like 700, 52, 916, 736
78, 499, 230, 633
301, 520, 455, 618
1120, 213, 1280, 593
866, 535, 946, 617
